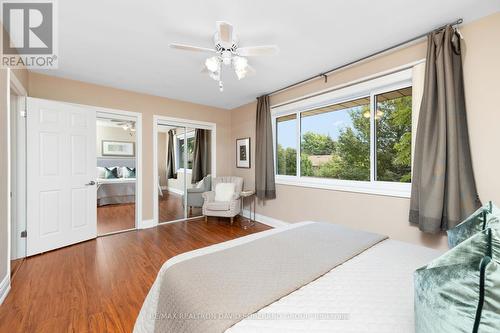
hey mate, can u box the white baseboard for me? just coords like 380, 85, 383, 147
138, 219, 156, 229
241, 209, 289, 228
0, 274, 10, 305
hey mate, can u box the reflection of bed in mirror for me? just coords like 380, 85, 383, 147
97, 158, 136, 206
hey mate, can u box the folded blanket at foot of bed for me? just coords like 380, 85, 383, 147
134, 221, 387, 333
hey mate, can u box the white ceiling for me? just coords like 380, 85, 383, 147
35, 0, 500, 109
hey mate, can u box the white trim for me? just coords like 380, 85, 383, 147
241, 209, 289, 228
0, 274, 10, 305
275, 176, 411, 198
5, 69, 12, 288
96, 109, 143, 232
153, 115, 217, 225
272, 67, 415, 198
138, 219, 156, 230
5, 70, 28, 291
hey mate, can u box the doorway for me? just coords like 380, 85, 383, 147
154, 117, 215, 224
96, 116, 137, 235
9, 83, 27, 278
24, 98, 143, 256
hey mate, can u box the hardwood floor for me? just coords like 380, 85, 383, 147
10, 258, 24, 279
97, 203, 136, 235
158, 191, 203, 222
0, 217, 270, 333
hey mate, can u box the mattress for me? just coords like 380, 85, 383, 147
97, 178, 136, 206
97, 177, 136, 184
226, 237, 442, 333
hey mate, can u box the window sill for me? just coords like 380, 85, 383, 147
275, 176, 411, 198
176, 168, 192, 174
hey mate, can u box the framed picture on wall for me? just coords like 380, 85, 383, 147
236, 137, 250, 168
102, 140, 135, 157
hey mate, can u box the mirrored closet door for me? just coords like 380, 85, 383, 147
157, 121, 213, 223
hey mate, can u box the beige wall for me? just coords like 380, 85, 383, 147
28, 72, 232, 222
96, 125, 136, 157
230, 12, 500, 250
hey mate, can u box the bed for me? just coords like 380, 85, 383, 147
96, 158, 136, 206
134, 222, 442, 333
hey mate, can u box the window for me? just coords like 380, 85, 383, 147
272, 68, 415, 197
276, 114, 297, 176
300, 96, 370, 181
375, 87, 412, 183
176, 132, 195, 170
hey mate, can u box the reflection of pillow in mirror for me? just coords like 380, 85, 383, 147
415, 228, 500, 333
97, 167, 106, 178
104, 167, 118, 179
447, 201, 500, 248
123, 167, 135, 178
214, 183, 235, 202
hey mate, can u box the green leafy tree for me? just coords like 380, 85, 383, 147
277, 93, 412, 183
276, 144, 297, 176
301, 132, 336, 155
375, 95, 412, 182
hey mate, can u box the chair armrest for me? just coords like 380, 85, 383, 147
202, 191, 215, 203
231, 192, 241, 201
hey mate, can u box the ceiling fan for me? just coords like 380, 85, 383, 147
169, 21, 279, 92
110, 119, 136, 133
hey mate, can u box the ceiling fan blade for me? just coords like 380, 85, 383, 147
216, 21, 233, 44
237, 45, 279, 57
169, 43, 215, 53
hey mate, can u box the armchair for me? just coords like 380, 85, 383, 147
183, 174, 211, 213
202, 176, 243, 224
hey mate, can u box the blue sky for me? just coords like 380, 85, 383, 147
277, 110, 354, 148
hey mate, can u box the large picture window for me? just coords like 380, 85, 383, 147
272, 68, 416, 197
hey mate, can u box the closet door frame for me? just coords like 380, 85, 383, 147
152, 115, 216, 227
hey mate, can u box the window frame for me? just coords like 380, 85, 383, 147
271, 68, 415, 198
174, 130, 195, 173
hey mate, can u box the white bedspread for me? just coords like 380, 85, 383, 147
226, 238, 442, 333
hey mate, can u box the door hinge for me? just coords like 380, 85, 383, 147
20, 230, 27, 238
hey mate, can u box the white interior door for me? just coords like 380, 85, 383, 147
27, 97, 96, 256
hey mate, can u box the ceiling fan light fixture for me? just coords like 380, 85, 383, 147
205, 56, 219, 72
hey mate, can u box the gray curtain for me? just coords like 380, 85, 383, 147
409, 26, 481, 233
255, 95, 276, 199
191, 129, 211, 183
166, 130, 176, 179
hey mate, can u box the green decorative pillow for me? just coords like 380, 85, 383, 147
447, 201, 500, 248
414, 228, 500, 333
104, 167, 118, 179
123, 167, 136, 178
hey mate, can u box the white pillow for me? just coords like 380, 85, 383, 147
97, 167, 106, 178
214, 183, 235, 202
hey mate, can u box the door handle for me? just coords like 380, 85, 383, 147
85, 181, 96, 186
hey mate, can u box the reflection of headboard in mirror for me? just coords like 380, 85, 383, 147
97, 157, 136, 168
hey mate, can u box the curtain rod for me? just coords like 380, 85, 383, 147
267, 18, 463, 97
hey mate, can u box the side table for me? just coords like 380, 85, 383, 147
239, 190, 256, 229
